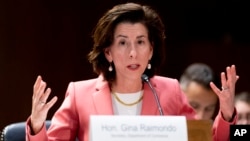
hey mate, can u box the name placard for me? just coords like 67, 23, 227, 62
89, 115, 188, 141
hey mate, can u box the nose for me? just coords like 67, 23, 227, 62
129, 44, 137, 59
195, 110, 208, 120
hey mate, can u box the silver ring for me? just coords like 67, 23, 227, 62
222, 87, 229, 91
39, 101, 45, 105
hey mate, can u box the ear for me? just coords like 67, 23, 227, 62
104, 48, 112, 62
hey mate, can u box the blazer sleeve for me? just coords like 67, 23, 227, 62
25, 117, 48, 141
25, 82, 79, 141
212, 108, 238, 141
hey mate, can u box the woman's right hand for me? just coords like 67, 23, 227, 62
30, 75, 58, 134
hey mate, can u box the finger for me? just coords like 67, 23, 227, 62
226, 66, 233, 89
40, 88, 51, 104
33, 75, 42, 90
227, 65, 236, 83
236, 75, 240, 81
34, 81, 47, 104
227, 65, 238, 89
229, 65, 237, 82
33, 76, 42, 99
220, 72, 227, 89
44, 96, 58, 110
226, 66, 231, 81
210, 82, 221, 96
231, 65, 237, 79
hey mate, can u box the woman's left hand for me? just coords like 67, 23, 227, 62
210, 65, 239, 121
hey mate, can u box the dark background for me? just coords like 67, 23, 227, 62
1, 0, 250, 130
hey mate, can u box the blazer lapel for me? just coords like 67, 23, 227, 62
92, 75, 160, 115
141, 82, 159, 115
92, 75, 114, 115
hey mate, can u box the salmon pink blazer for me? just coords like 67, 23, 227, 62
26, 75, 236, 141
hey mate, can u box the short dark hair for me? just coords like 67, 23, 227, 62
180, 63, 220, 90
88, 2, 166, 83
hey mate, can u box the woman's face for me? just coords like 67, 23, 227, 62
105, 22, 153, 82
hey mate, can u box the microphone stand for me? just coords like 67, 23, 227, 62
141, 74, 164, 116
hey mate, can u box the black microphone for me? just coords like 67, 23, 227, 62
141, 74, 164, 115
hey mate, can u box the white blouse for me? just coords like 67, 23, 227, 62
112, 90, 143, 115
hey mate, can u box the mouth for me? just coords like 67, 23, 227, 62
127, 64, 140, 70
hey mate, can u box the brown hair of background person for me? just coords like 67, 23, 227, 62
179, 63, 220, 121
234, 91, 250, 125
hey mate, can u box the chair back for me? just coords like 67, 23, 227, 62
1, 121, 51, 141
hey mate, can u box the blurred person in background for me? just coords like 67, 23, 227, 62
179, 63, 220, 121
234, 91, 250, 125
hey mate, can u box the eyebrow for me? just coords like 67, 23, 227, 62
206, 105, 216, 108
115, 35, 146, 39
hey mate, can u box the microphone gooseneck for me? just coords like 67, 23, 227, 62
141, 74, 164, 115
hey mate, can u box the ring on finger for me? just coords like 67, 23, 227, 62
39, 100, 46, 105
221, 86, 229, 91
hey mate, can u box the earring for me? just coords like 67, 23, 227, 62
108, 63, 113, 72
147, 63, 151, 70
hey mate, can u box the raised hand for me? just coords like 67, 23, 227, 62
30, 75, 58, 134
210, 65, 239, 121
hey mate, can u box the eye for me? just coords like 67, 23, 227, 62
190, 102, 199, 110
118, 40, 126, 46
137, 40, 144, 45
205, 105, 215, 112
205, 108, 214, 112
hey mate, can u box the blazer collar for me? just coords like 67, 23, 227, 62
92, 75, 114, 115
141, 79, 160, 115
92, 75, 159, 115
